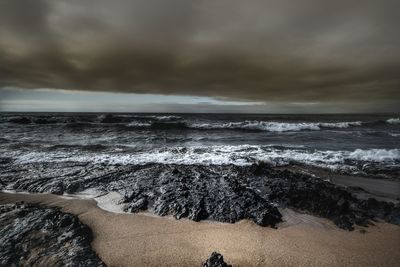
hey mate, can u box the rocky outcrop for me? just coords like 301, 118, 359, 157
203, 252, 232, 267
1, 161, 399, 230
267, 169, 400, 230
0, 203, 105, 267
120, 164, 282, 227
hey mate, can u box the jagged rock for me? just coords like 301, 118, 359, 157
0, 203, 105, 267
123, 198, 148, 213
1, 161, 399, 230
267, 169, 400, 230
203, 252, 232, 267
119, 164, 283, 227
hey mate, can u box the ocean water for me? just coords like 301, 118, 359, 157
0, 113, 399, 178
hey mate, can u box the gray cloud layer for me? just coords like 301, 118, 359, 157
0, 0, 399, 111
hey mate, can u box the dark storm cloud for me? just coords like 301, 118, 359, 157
0, 0, 399, 109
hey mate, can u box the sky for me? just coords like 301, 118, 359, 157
0, 0, 399, 113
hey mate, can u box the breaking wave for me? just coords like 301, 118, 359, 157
189, 121, 363, 132
347, 148, 400, 161
3, 113, 368, 132
141, 115, 182, 121
123, 120, 364, 132
11, 146, 400, 174
4, 114, 399, 132
387, 118, 400, 124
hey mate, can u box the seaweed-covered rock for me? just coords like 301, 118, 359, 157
0, 203, 105, 267
203, 252, 232, 267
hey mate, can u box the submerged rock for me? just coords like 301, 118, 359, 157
203, 252, 232, 267
0, 203, 105, 267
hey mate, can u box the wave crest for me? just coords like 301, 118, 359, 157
387, 118, 400, 124
12, 146, 400, 176
190, 121, 363, 132
348, 148, 400, 161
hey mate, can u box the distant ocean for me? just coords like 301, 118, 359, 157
1, 113, 399, 179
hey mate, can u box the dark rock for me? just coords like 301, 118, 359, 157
65, 181, 83, 194
203, 252, 232, 267
266, 169, 400, 230
119, 164, 282, 227
250, 161, 272, 175
0, 203, 105, 267
1, 161, 399, 230
124, 197, 148, 213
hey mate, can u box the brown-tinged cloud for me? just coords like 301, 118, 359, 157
0, 0, 399, 111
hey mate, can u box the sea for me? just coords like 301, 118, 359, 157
1, 113, 399, 180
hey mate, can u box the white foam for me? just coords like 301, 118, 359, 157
11, 146, 400, 173
189, 121, 363, 132
319, 121, 363, 128
1, 189, 126, 214
63, 189, 125, 213
126, 122, 152, 127
75, 190, 127, 214
64, 188, 102, 199
63, 189, 126, 213
348, 149, 400, 161
99, 119, 364, 132
154, 115, 182, 121
1, 189, 33, 195
94, 191, 125, 213
133, 115, 182, 121
387, 118, 400, 124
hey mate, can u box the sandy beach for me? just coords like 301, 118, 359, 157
1, 192, 399, 267
2, 0, 400, 264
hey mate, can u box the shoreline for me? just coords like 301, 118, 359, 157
1, 192, 399, 266
281, 165, 400, 203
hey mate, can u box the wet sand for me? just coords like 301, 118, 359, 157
284, 165, 400, 202
1, 192, 400, 267
329, 175, 400, 199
